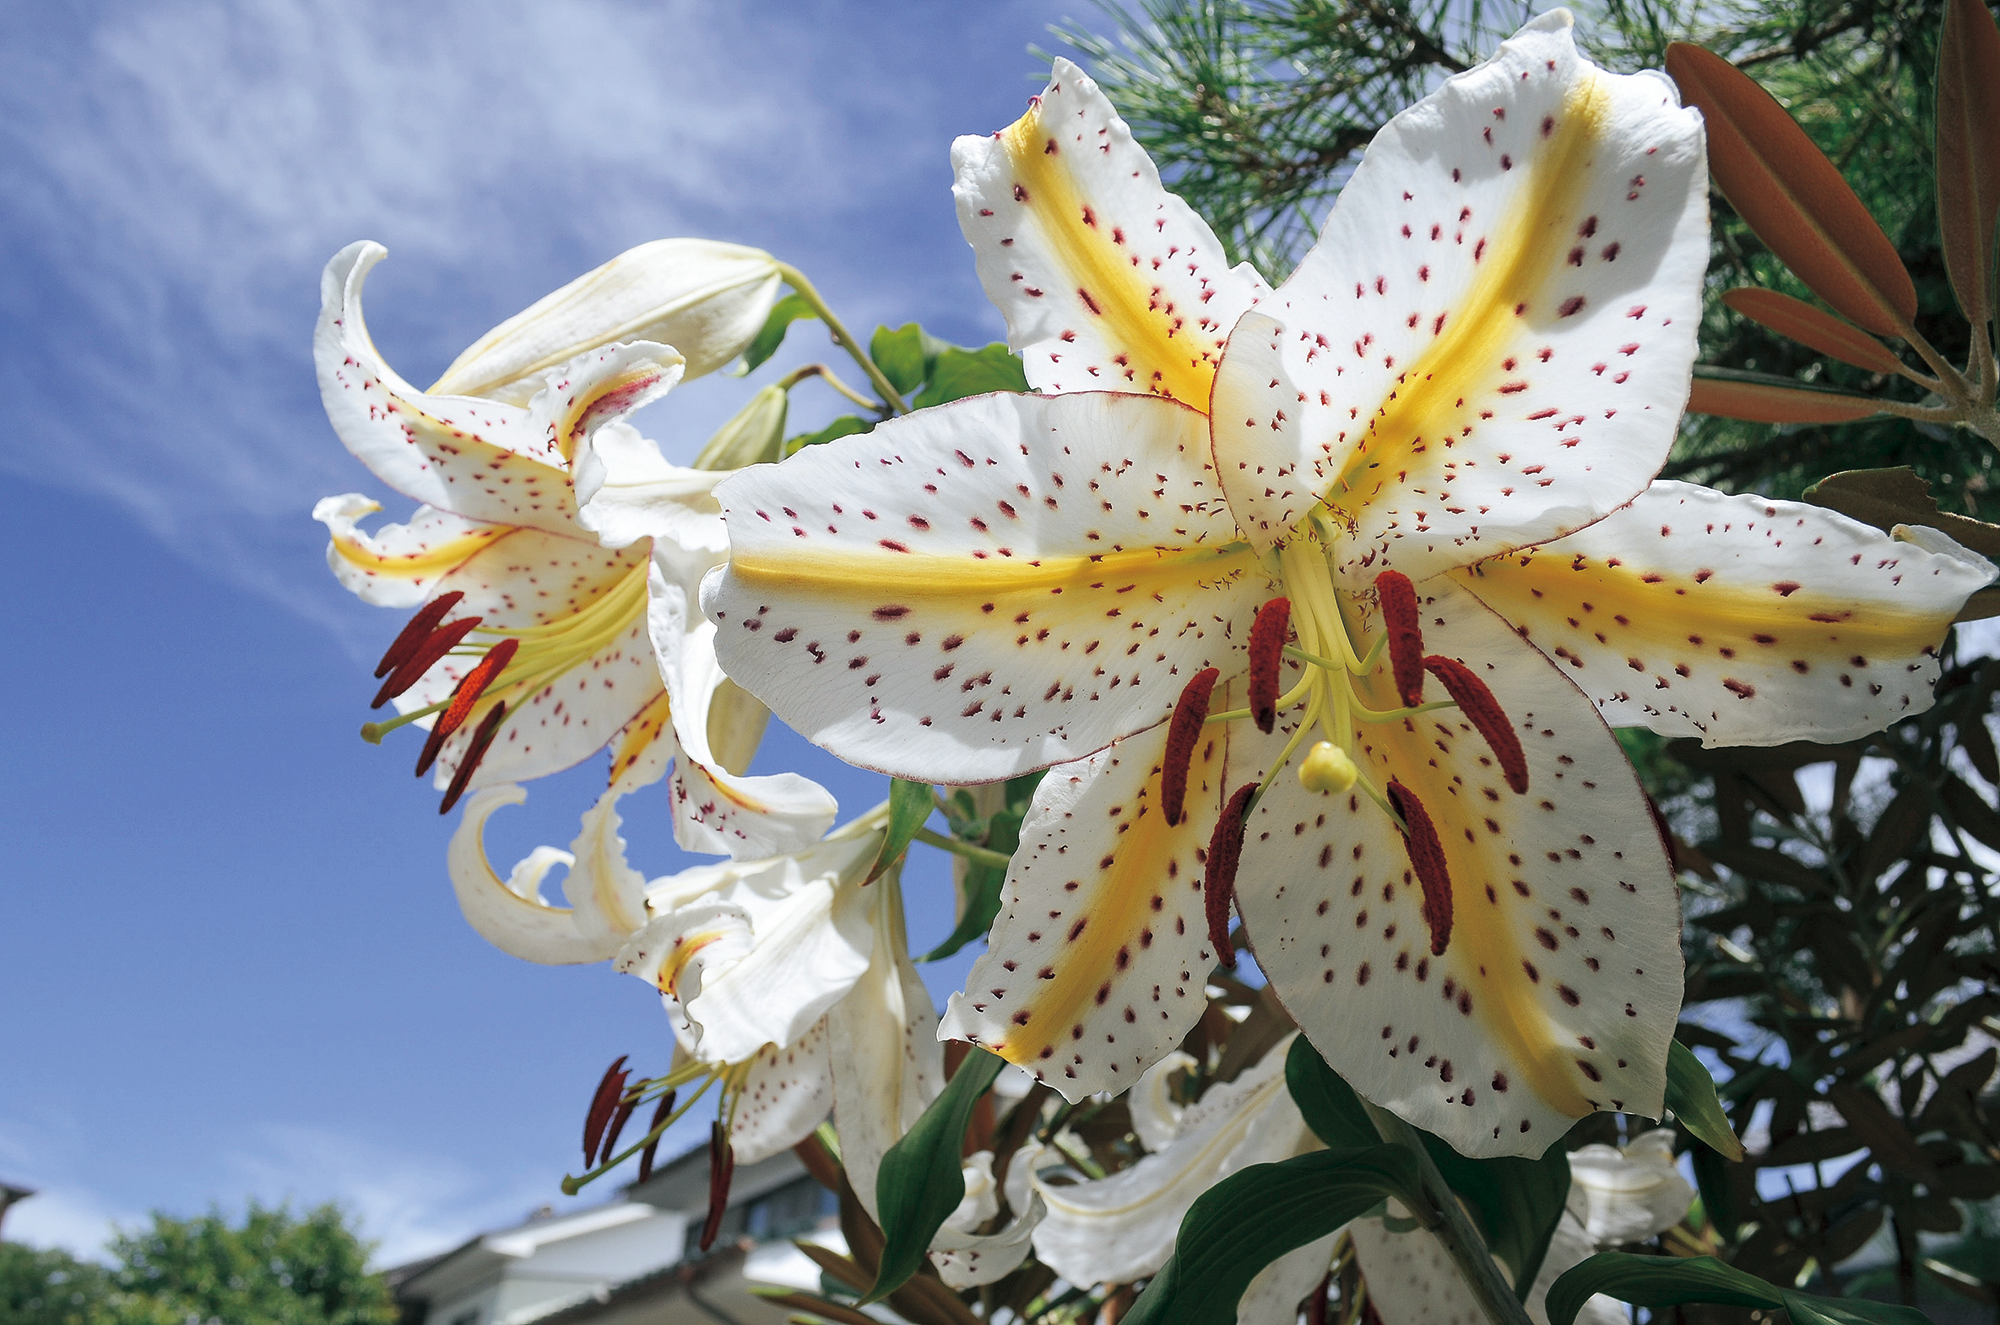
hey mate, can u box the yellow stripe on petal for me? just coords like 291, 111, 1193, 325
939, 716, 1227, 1100
608, 689, 675, 792
329, 516, 510, 578
728, 540, 1255, 604
1454, 481, 1992, 746
655, 928, 732, 1000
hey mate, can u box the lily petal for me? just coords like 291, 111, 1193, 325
731, 1020, 838, 1165
1235, 1232, 1341, 1325
1564, 1128, 1693, 1244
1452, 481, 1993, 746
703, 390, 1264, 783
939, 710, 1229, 1101
1027, 1036, 1311, 1286
1353, 1208, 1625, 1325
1236, 578, 1681, 1158
929, 1191, 1047, 1289
952, 58, 1267, 405
316, 243, 578, 538
431, 239, 783, 404
1210, 11, 1706, 583
649, 555, 840, 857
1131, 1050, 1198, 1152
312, 496, 509, 608
446, 785, 615, 964
573, 419, 730, 553
560, 778, 656, 949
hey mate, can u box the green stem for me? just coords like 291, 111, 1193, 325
912, 825, 1014, 871
775, 263, 908, 415
779, 362, 882, 413
1359, 1100, 1536, 1325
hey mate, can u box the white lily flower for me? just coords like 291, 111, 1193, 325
1131, 1050, 1198, 1153
1564, 1127, 1695, 1245
430, 238, 783, 404
314, 241, 834, 855
700, 12, 1992, 1158
1352, 1130, 1693, 1325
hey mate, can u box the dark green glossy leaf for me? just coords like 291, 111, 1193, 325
1284, 1036, 1376, 1149
870, 323, 929, 396
1420, 1135, 1569, 1300
1667, 1041, 1746, 1161
863, 1049, 1006, 1303
1780, 1290, 1935, 1324
1690, 1139, 1741, 1244
867, 778, 935, 885
1545, 1253, 1781, 1325
785, 414, 872, 457
1124, 1147, 1424, 1325
918, 802, 1022, 962
737, 292, 817, 375
914, 344, 1030, 408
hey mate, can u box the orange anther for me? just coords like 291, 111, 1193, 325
439, 700, 508, 815
416, 638, 520, 777
373, 613, 481, 709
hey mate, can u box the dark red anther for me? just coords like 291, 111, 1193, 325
1423, 655, 1529, 794
1306, 1271, 1332, 1325
374, 591, 465, 679
439, 701, 508, 815
599, 1090, 640, 1166
583, 1055, 629, 1167
699, 1121, 735, 1251
416, 638, 520, 777
1162, 668, 1220, 826
1247, 598, 1292, 733
1204, 783, 1258, 968
372, 614, 482, 708
637, 1090, 675, 1183
1374, 570, 1424, 707
1386, 780, 1453, 956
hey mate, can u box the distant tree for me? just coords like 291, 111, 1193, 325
0, 1242, 116, 1325
108, 1201, 397, 1325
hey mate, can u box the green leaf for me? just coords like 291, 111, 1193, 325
736, 292, 817, 375
867, 778, 936, 885
1420, 1136, 1569, 1300
863, 1048, 1006, 1304
1689, 1140, 1741, 1244
870, 323, 929, 396
914, 344, 1030, 408
1284, 1037, 1377, 1149
1666, 1041, 1746, 1161
1123, 1147, 1424, 1325
1545, 1253, 1781, 1325
1549, 1254, 1935, 1325
785, 414, 872, 456
917, 802, 1022, 962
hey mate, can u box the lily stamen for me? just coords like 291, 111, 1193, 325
373, 614, 482, 708
1374, 570, 1425, 708
701, 1120, 736, 1251
1423, 655, 1530, 794
373, 590, 464, 679
582, 1055, 631, 1167
1385, 780, 1453, 956
1247, 598, 1292, 733
1204, 783, 1259, 968
439, 700, 508, 815
416, 637, 520, 777
1162, 667, 1219, 826
637, 1089, 676, 1183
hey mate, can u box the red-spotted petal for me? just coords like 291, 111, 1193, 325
938, 706, 1231, 1100
1454, 481, 1994, 746
953, 58, 1267, 405
703, 391, 1266, 784
312, 496, 510, 609
1233, 578, 1680, 1158
1209, 12, 1707, 581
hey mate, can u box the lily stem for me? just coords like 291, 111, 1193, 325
1359, 1100, 1535, 1325
775, 263, 908, 415
911, 826, 1014, 871
778, 362, 882, 413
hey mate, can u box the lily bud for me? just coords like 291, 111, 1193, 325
1297, 741, 1358, 794
693, 384, 788, 472
431, 240, 783, 405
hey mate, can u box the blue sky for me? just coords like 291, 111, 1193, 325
0, 0, 1104, 1265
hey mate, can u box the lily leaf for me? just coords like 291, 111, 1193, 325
737, 292, 818, 375
1546, 1253, 1932, 1325
1284, 1036, 1377, 1149
870, 323, 930, 396
1665, 44, 1914, 336
786, 414, 873, 457
1123, 1147, 1425, 1325
915, 344, 1031, 408
863, 1047, 1006, 1304
1804, 467, 2000, 560
1686, 368, 1880, 424
1666, 1041, 1746, 1161
867, 777, 936, 885
1720, 289, 1905, 375
1937, 0, 2000, 327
